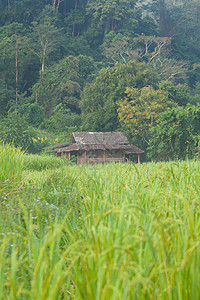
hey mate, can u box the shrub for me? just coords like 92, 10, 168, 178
16, 103, 45, 127
0, 111, 34, 152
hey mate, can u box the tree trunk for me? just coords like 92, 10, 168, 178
42, 47, 46, 73
64, 0, 67, 16
53, 0, 57, 8
35, 90, 38, 104
42, 60, 45, 73
15, 32, 18, 105
111, 18, 114, 31
57, 0, 64, 11
8, 0, 10, 11
159, 0, 170, 36
72, 0, 78, 37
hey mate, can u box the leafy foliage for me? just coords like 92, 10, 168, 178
148, 104, 200, 160
0, 111, 48, 153
15, 103, 45, 127
118, 85, 175, 146
28, 22, 64, 73
31, 56, 81, 115
86, 0, 138, 34
81, 61, 159, 131
0, 111, 34, 151
0, 0, 199, 159
41, 104, 81, 134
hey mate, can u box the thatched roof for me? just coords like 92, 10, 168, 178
43, 142, 70, 151
71, 132, 130, 145
56, 132, 144, 154
57, 143, 143, 154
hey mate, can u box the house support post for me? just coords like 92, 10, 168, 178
138, 155, 140, 164
122, 150, 125, 162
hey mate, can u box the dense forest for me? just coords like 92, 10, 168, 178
0, 0, 200, 160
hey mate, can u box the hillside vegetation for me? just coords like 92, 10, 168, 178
0, 0, 200, 161
1, 144, 200, 299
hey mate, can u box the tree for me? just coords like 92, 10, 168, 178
0, 111, 34, 152
37, 4, 62, 27
0, 23, 32, 105
102, 33, 135, 65
0, 80, 15, 115
31, 56, 81, 116
159, 81, 194, 106
15, 103, 45, 127
76, 54, 97, 87
80, 61, 159, 131
64, 0, 86, 37
28, 22, 64, 73
41, 104, 81, 134
147, 104, 200, 160
146, 0, 200, 64
135, 35, 188, 83
86, 0, 137, 34
169, 2, 200, 64
118, 85, 174, 146
0, 0, 50, 25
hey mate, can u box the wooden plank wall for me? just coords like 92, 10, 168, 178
77, 150, 125, 165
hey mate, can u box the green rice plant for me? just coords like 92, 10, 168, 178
0, 182, 82, 299
23, 154, 71, 172
1, 158, 200, 299
0, 142, 24, 194
66, 161, 200, 299
0, 217, 73, 299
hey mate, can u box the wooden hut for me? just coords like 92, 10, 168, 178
52, 132, 144, 164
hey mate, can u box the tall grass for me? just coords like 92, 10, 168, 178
1, 150, 200, 299
0, 143, 24, 193
23, 153, 70, 172
68, 161, 200, 299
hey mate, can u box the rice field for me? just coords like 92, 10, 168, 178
0, 143, 200, 299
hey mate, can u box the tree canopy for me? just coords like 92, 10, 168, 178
0, 0, 200, 160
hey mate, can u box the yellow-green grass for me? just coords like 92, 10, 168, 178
0, 143, 25, 194
0, 146, 200, 299
23, 153, 71, 172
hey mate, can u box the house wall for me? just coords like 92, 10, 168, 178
63, 152, 70, 160
57, 152, 71, 159
77, 149, 125, 165
104, 149, 125, 163
77, 151, 87, 164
